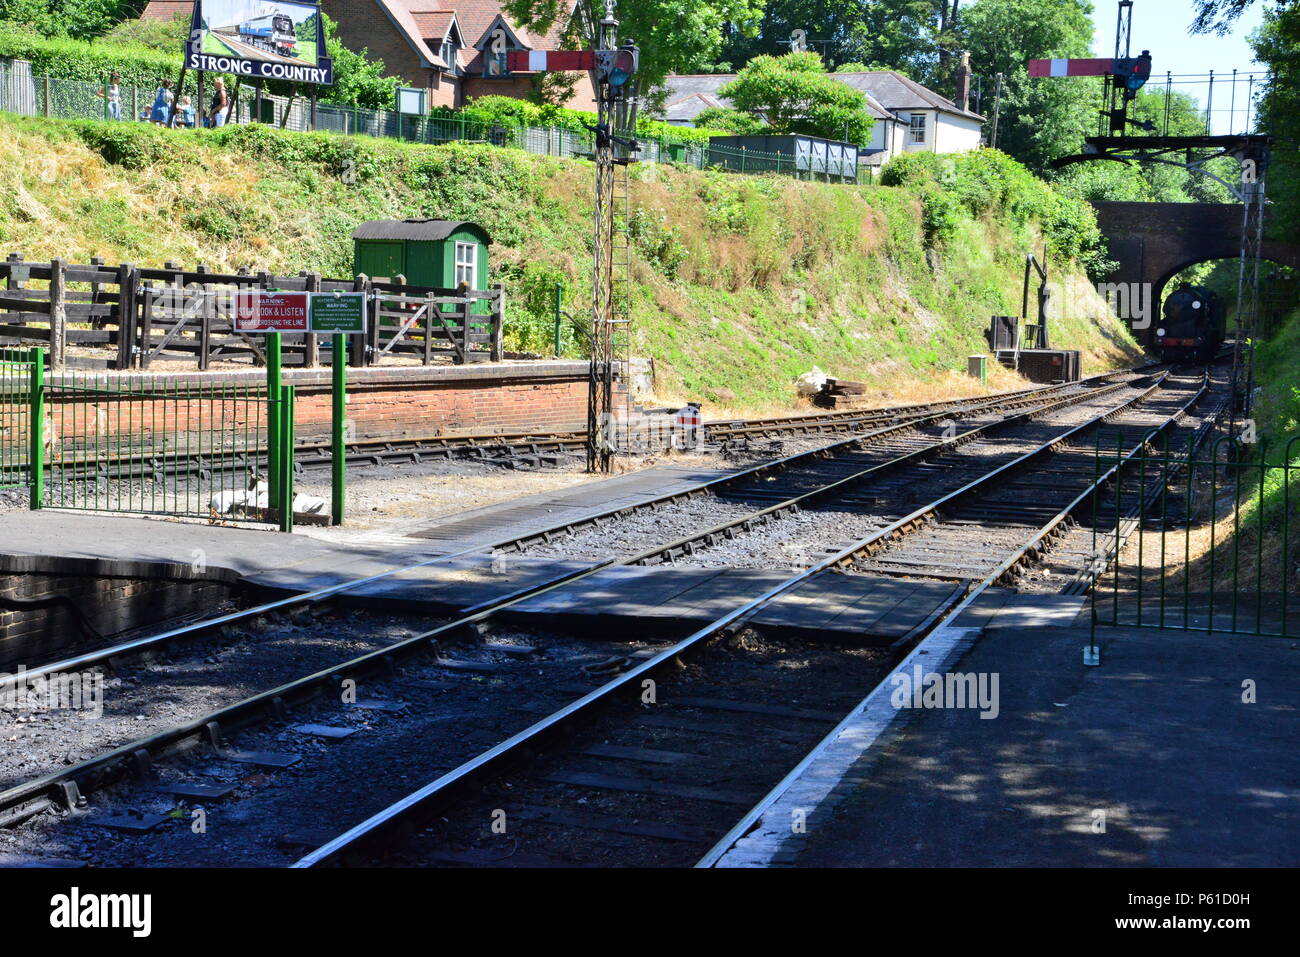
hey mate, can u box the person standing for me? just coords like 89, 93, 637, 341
149, 79, 173, 126
98, 72, 122, 120
208, 77, 229, 128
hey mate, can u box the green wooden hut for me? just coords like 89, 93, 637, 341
352, 219, 491, 291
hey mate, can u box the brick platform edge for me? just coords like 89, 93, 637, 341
0, 554, 238, 670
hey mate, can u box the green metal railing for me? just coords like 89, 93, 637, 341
2, 342, 309, 527
0, 61, 871, 186
1089, 430, 1300, 639
41, 370, 278, 520
0, 347, 41, 504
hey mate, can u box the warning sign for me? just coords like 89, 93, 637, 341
309, 292, 366, 333
234, 291, 309, 332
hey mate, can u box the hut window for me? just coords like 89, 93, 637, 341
455, 241, 478, 288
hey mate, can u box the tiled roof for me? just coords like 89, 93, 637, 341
661, 70, 983, 123
139, 1, 191, 21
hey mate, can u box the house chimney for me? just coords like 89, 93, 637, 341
955, 51, 971, 113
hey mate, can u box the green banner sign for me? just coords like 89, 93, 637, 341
309, 292, 366, 333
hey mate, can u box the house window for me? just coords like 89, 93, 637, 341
441, 38, 459, 74
909, 113, 927, 144
455, 242, 478, 288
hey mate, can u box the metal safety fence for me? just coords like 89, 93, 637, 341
1088, 431, 1300, 639
0, 347, 41, 496
0, 338, 334, 531
0, 58, 870, 185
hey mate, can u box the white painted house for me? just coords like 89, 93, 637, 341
660, 70, 984, 170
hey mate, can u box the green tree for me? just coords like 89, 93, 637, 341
717, 1, 953, 85
0, 0, 131, 38
1251, 3, 1300, 239
958, 0, 1096, 173
502, 0, 764, 95
718, 50, 875, 142
693, 104, 768, 133
318, 14, 397, 109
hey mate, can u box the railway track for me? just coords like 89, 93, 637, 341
0, 372, 1145, 838
41, 367, 1148, 485
0, 365, 1227, 866
290, 366, 1223, 868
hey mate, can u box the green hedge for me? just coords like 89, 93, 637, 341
441, 94, 713, 146
0, 20, 179, 86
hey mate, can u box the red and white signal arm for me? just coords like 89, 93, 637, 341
1028, 58, 1117, 78
506, 47, 638, 85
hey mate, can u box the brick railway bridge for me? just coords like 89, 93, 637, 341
1092, 201, 1300, 346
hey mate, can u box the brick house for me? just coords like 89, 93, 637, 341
143, 0, 594, 111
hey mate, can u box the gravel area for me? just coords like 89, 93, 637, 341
516, 381, 1158, 570
0, 606, 433, 793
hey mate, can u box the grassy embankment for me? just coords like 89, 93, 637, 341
0, 112, 1143, 412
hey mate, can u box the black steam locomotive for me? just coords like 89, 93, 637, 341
1155, 284, 1225, 364
238, 13, 298, 58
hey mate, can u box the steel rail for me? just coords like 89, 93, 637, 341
694, 370, 1212, 868
292, 372, 1174, 867
0, 375, 1158, 825
1, 375, 1111, 699
703, 365, 1159, 439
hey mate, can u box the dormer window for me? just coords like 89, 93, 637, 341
441, 36, 459, 74
475, 16, 526, 78
484, 27, 510, 76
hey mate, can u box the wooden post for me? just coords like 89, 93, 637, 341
309, 90, 317, 131
460, 295, 471, 363
42, 75, 50, 117
197, 263, 211, 370
351, 274, 369, 367
116, 262, 137, 369
140, 283, 154, 369
423, 297, 432, 365
490, 283, 504, 362
197, 73, 204, 128
303, 271, 320, 367
167, 66, 186, 128
48, 257, 66, 370
280, 84, 298, 129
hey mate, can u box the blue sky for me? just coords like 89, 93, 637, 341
1090, 0, 1264, 73
1088, 0, 1267, 133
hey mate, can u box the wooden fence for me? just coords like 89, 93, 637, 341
0, 255, 505, 370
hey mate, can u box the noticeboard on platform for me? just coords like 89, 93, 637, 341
186, 0, 334, 86
234, 291, 366, 333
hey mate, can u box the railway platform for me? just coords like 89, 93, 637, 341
712, 613, 1299, 867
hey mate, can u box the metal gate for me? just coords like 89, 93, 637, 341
0, 348, 40, 500
1088, 432, 1300, 638
1, 346, 299, 528
42, 371, 279, 520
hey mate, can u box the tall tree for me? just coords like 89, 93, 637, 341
1250, 2, 1300, 238
718, 50, 876, 141
958, 0, 1097, 172
502, 0, 764, 95
717, 0, 951, 83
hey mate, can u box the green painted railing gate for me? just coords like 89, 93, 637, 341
0, 342, 301, 530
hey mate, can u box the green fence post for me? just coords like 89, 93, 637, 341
28, 347, 43, 510
278, 384, 296, 533
553, 282, 563, 357
266, 331, 282, 507
331, 333, 346, 526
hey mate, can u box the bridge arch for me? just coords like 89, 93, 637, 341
1091, 201, 1300, 345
